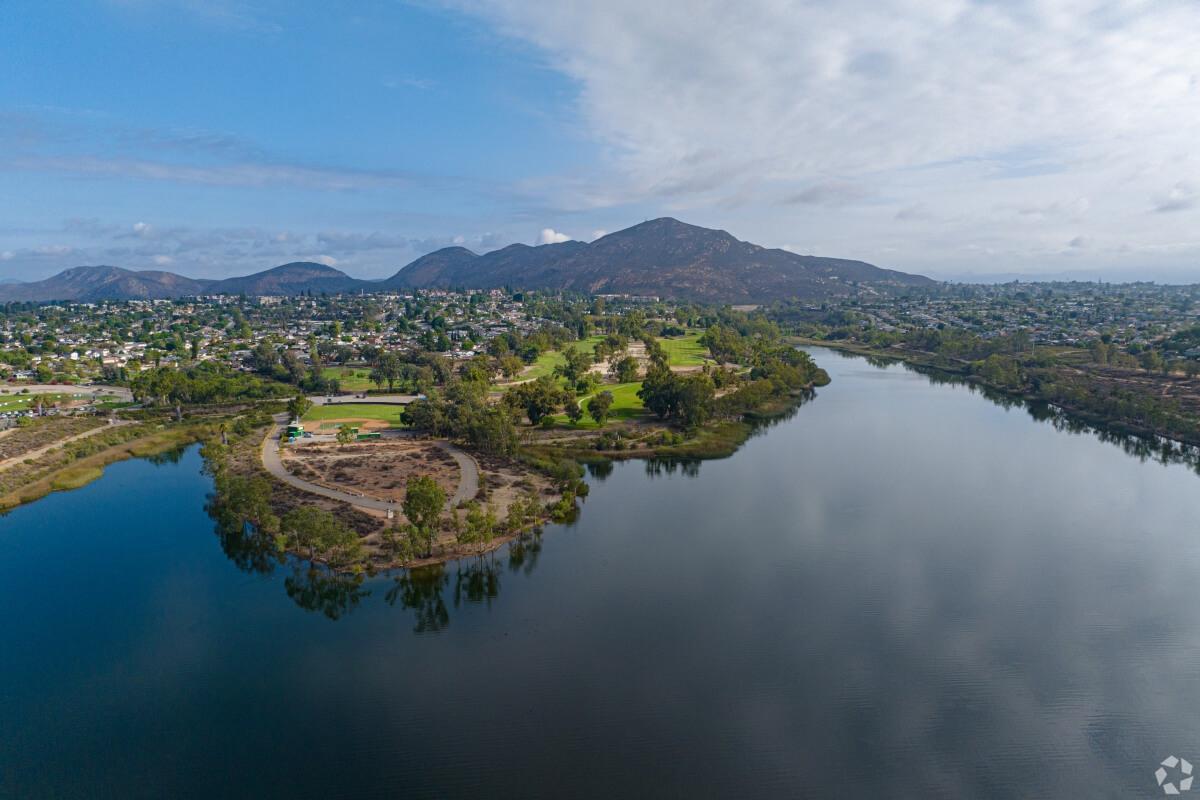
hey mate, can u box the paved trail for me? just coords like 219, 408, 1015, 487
260, 415, 479, 513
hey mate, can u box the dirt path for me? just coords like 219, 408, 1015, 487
260, 415, 478, 512
0, 420, 131, 473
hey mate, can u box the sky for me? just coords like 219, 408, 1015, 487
3, 0, 1200, 282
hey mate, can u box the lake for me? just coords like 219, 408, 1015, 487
2, 348, 1199, 798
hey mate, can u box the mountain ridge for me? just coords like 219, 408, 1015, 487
383, 218, 932, 301
0, 218, 933, 303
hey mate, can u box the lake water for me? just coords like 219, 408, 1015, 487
3, 348, 1200, 798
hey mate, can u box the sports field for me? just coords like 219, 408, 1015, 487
302, 403, 406, 428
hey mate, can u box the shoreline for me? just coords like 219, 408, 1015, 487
0, 425, 207, 511
791, 336, 1200, 451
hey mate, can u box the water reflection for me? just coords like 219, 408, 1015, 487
644, 458, 702, 479
144, 443, 190, 466
381, 536, 544, 632
820, 346, 1200, 474
284, 565, 370, 621
205, 349, 1200, 629
385, 565, 450, 633
507, 526, 544, 576
586, 460, 614, 481
454, 556, 502, 609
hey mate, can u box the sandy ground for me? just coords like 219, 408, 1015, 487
588, 340, 649, 380
281, 439, 459, 503
309, 417, 393, 431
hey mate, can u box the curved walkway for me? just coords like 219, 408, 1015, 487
260, 416, 479, 512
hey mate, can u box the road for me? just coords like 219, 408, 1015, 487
260, 415, 479, 513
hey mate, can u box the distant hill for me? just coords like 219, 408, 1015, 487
384, 218, 932, 302
0, 262, 370, 303
207, 262, 369, 296
0, 218, 933, 303
0, 266, 213, 302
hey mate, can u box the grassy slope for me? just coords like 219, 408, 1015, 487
321, 366, 376, 392
524, 335, 606, 380
553, 381, 646, 429
658, 330, 710, 366
538, 331, 713, 429
0, 392, 83, 411
302, 403, 407, 428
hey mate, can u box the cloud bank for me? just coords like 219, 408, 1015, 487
450, 0, 1200, 277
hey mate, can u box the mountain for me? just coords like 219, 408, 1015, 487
379, 247, 479, 289
207, 262, 369, 296
0, 218, 933, 303
0, 266, 213, 302
0, 262, 369, 303
385, 218, 933, 302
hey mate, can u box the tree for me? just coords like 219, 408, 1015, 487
611, 355, 639, 383
371, 351, 405, 391
565, 398, 583, 424
458, 502, 498, 548
336, 424, 356, 445
498, 354, 524, 379
287, 394, 313, 421
638, 363, 678, 419
587, 390, 614, 425
403, 476, 446, 557
503, 375, 570, 424
675, 373, 715, 429
250, 340, 279, 374
553, 345, 593, 384
280, 506, 361, 565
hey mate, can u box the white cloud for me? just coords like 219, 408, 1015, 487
0, 251, 13, 261
133, 221, 152, 236
153, 254, 173, 266
539, 227, 571, 244
450, 0, 1200, 276
311, 254, 338, 267
591, 229, 607, 240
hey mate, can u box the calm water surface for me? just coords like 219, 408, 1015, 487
3, 348, 1200, 798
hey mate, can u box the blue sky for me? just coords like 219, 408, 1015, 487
4, 0, 1200, 281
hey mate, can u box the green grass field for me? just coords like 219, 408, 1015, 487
523, 335, 606, 380
302, 403, 407, 428
322, 366, 376, 392
0, 392, 82, 412
657, 330, 710, 366
552, 381, 646, 429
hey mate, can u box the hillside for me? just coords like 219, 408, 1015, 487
0, 219, 933, 303
0, 263, 370, 303
0, 266, 214, 302
207, 262, 369, 296
385, 218, 932, 302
